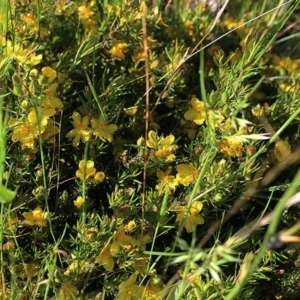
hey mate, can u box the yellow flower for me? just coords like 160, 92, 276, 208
57, 283, 79, 300
252, 103, 269, 117
118, 273, 143, 300
91, 116, 118, 142
175, 201, 204, 233
132, 47, 146, 63
10, 109, 48, 150
184, 97, 209, 125
3, 214, 18, 232
64, 254, 90, 276
27, 108, 49, 127
270, 55, 300, 75
125, 220, 137, 233
206, 110, 224, 128
156, 167, 178, 192
146, 131, 178, 162
20, 13, 39, 35
42, 83, 63, 117
135, 234, 152, 251
74, 196, 84, 209
22, 207, 48, 227
219, 138, 244, 157
130, 255, 150, 275
11, 120, 39, 146
110, 225, 135, 256
41, 66, 57, 84
140, 282, 163, 300
78, 1, 96, 29
95, 244, 115, 271
94, 171, 105, 183
76, 160, 96, 180
66, 112, 90, 147
41, 121, 59, 142
176, 164, 199, 186
111, 42, 128, 60
124, 106, 138, 116
2, 241, 15, 251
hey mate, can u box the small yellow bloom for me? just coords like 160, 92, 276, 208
135, 234, 152, 251
94, 171, 105, 183
141, 282, 163, 300
41, 66, 57, 84
10, 110, 48, 150
22, 206, 48, 227
41, 121, 59, 142
78, 1, 96, 29
76, 160, 96, 180
124, 106, 138, 116
111, 42, 128, 60
132, 47, 146, 63
175, 201, 204, 233
118, 273, 143, 300
126, 220, 137, 233
206, 110, 224, 128
64, 254, 90, 276
42, 84, 63, 117
3, 241, 15, 251
184, 97, 209, 125
74, 196, 84, 209
66, 112, 90, 147
156, 167, 178, 192
252, 103, 269, 117
91, 116, 118, 142
176, 164, 199, 186
110, 225, 135, 256
3, 214, 18, 232
219, 138, 244, 157
146, 131, 178, 162
95, 244, 115, 271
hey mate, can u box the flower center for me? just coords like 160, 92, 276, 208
98, 122, 106, 130
196, 103, 204, 112
21, 124, 30, 134
77, 124, 87, 130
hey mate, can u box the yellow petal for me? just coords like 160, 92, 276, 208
274, 140, 291, 162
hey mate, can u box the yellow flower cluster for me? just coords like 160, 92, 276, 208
146, 130, 178, 163
66, 112, 118, 147
268, 55, 300, 94
219, 137, 244, 157
218, 120, 248, 157
118, 273, 163, 300
95, 223, 151, 273
64, 254, 91, 276
184, 97, 224, 127
155, 164, 199, 193
78, 0, 97, 30
22, 206, 48, 227
9, 66, 63, 152
3, 39, 43, 66
75, 160, 105, 182
20, 13, 48, 37
175, 201, 205, 233
111, 42, 129, 60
